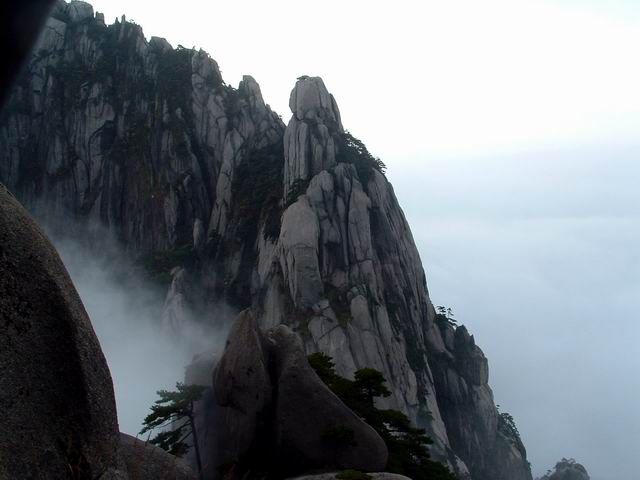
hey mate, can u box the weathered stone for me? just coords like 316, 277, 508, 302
209, 311, 388, 479
283, 77, 343, 193
149, 36, 172, 53
119, 433, 197, 480
35, 17, 67, 53
162, 267, 190, 332
267, 325, 388, 475
212, 310, 272, 468
0, 5, 534, 479
0, 184, 120, 478
66, 0, 94, 22
289, 76, 342, 128
539, 459, 591, 480
1, 3, 283, 252
288, 474, 411, 480
279, 196, 323, 309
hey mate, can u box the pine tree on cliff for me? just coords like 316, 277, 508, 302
140, 383, 206, 479
308, 353, 456, 480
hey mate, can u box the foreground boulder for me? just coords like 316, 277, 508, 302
268, 325, 388, 474
210, 309, 388, 479
213, 310, 273, 468
0, 184, 120, 478
119, 433, 197, 480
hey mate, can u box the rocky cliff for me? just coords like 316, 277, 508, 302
0, 2, 532, 479
0, 184, 198, 480
538, 459, 590, 480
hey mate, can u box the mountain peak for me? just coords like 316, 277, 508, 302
284, 77, 344, 195
289, 76, 343, 130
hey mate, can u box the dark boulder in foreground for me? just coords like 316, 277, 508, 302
119, 433, 197, 480
210, 309, 388, 479
213, 310, 273, 469
268, 325, 388, 473
0, 184, 121, 478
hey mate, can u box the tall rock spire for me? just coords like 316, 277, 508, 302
283, 76, 343, 196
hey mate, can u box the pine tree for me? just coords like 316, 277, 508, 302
140, 382, 206, 479
308, 353, 456, 480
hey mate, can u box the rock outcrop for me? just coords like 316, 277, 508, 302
118, 433, 197, 480
0, 3, 533, 479
284, 76, 343, 194
210, 310, 388, 479
0, 184, 120, 478
1, 0, 283, 252
213, 310, 273, 473
289, 474, 410, 480
538, 459, 590, 480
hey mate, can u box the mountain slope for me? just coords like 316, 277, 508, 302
0, 2, 532, 479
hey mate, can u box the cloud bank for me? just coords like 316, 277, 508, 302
390, 146, 640, 479
50, 229, 231, 436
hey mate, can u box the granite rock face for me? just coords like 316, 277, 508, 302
118, 433, 197, 480
0, 3, 532, 479
212, 310, 273, 471
0, 184, 120, 479
267, 324, 388, 474
0, 0, 283, 252
284, 76, 343, 194
539, 459, 590, 480
210, 310, 388, 479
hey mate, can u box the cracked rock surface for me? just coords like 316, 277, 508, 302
0, 3, 533, 479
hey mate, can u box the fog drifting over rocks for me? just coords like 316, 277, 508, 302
39, 0, 640, 476
389, 146, 640, 480
49, 228, 231, 436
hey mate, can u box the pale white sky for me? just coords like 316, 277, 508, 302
80, 1, 640, 478
89, 0, 640, 158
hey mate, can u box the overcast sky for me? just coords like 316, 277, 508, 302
84, 1, 639, 477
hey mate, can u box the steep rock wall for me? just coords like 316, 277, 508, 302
0, 0, 282, 252
0, 3, 532, 480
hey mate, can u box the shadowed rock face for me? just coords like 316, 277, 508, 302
118, 433, 196, 480
268, 324, 388, 474
210, 310, 388, 479
0, 184, 120, 479
289, 475, 410, 480
213, 310, 273, 473
1, 3, 533, 479
0, 0, 283, 252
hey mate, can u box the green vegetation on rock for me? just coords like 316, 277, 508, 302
141, 382, 206, 478
497, 405, 523, 444
232, 141, 284, 242
336, 470, 372, 480
336, 131, 386, 186
308, 353, 456, 480
435, 305, 458, 327
286, 177, 311, 207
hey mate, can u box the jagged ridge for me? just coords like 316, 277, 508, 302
0, 2, 532, 479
